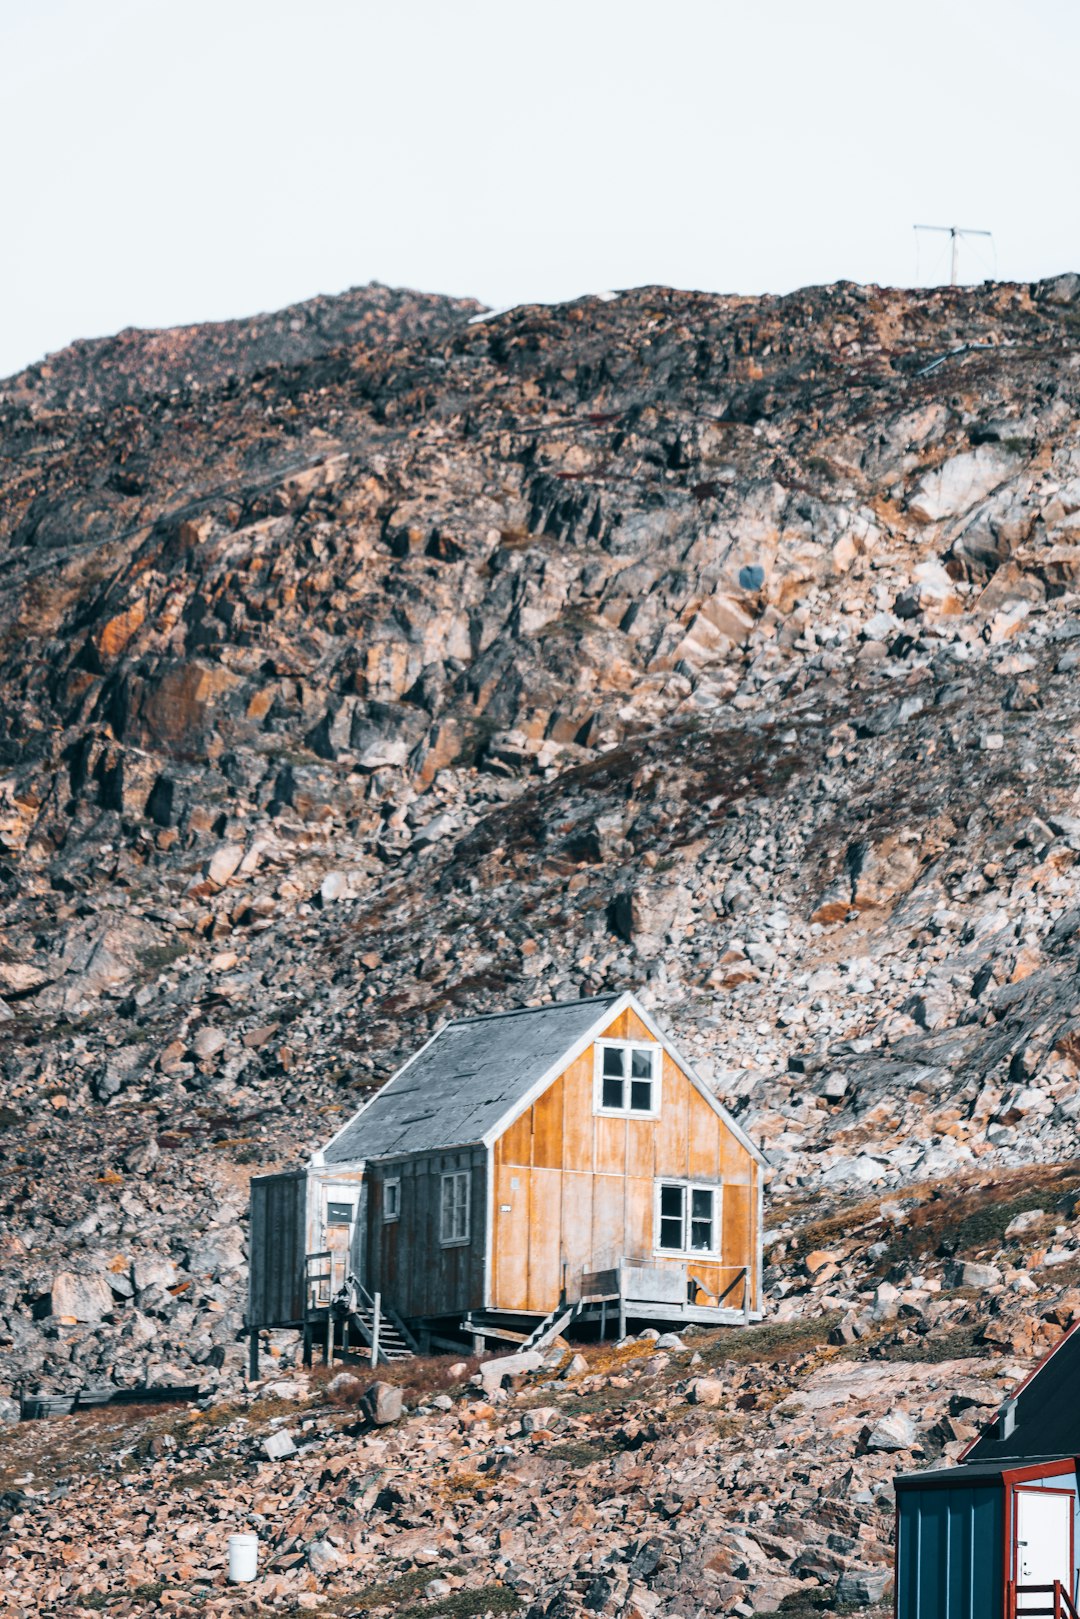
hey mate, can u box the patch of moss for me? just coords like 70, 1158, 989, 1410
700, 1312, 843, 1368
350, 1567, 461, 1611
851, 1326, 991, 1364
401, 1584, 521, 1619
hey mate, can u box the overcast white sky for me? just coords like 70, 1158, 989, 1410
2, 0, 1077, 378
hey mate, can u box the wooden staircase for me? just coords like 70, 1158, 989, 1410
519, 1297, 589, 1352
347, 1280, 418, 1365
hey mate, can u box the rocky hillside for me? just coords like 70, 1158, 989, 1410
3, 271, 1080, 1615
0, 282, 483, 412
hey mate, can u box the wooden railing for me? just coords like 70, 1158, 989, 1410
1009, 1581, 1080, 1619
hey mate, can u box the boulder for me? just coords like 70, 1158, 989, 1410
520, 1405, 563, 1434
262, 1429, 296, 1460
183, 1229, 245, 1277
50, 1271, 114, 1323
836, 1568, 892, 1605
687, 1376, 725, 1407
363, 1380, 403, 1425
908, 446, 1018, 523
478, 1350, 543, 1395
306, 1539, 343, 1575
205, 844, 244, 885
948, 1260, 1002, 1290
865, 1409, 917, 1451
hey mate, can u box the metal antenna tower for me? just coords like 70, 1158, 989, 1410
914, 224, 993, 285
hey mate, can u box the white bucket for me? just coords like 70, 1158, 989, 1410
228, 1533, 259, 1582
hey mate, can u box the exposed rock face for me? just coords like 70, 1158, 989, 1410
3, 273, 1080, 1613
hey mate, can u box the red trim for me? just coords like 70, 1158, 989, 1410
960, 1318, 1080, 1462
1005, 1463, 1080, 1485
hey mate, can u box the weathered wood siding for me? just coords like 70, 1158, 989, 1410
249, 1169, 308, 1328
492, 1005, 758, 1314
365, 1147, 486, 1320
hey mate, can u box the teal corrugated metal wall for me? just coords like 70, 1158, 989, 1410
897, 1485, 1003, 1619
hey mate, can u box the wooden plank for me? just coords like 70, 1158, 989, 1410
560, 1051, 594, 1173
594, 1112, 625, 1176
654, 1052, 688, 1178
526, 1167, 563, 1310
686, 1085, 720, 1181
624, 1261, 686, 1304
720, 1119, 751, 1184
560, 1169, 594, 1300
600, 1007, 631, 1041
532, 1072, 564, 1169
249, 1170, 307, 1328
686, 1259, 724, 1300
494, 1161, 529, 1312
590, 1174, 626, 1274
620, 1006, 654, 1043
722, 1181, 751, 1289
498, 1108, 532, 1168
624, 1174, 653, 1265
625, 1116, 653, 1180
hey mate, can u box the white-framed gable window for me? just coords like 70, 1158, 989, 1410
440, 1170, 470, 1246
654, 1180, 718, 1257
383, 1177, 400, 1222
594, 1039, 661, 1119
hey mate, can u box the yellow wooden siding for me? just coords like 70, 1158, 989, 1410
491, 1010, 758, 1313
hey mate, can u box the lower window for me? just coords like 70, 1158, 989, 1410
655, 1181, 717, 1255
440, 1170, 470, 1245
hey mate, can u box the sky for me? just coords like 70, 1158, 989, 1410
2, 0, 1078, 378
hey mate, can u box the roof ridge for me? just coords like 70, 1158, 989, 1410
444, 991, 624, 1028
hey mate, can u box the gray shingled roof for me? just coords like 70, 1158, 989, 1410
323, 994, 622, 1164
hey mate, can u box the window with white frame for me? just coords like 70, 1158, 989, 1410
383, 1178, 400, 1222
655, 1180, 717, 1256
595, 1040, 660, 1118
440, 1170, 470, 1245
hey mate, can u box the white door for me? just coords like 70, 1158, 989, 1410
320, 1184, 357, 1297
1016, 1490, 1073, 1612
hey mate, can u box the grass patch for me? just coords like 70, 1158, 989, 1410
875, 1163, 1080, 1271
172, 1462, 235, 1490
402, 1585, 520, 1619
862, 1326, 991, 1364
344, 1565, 516, 1615
777, 1595, 890, 1619
138, 940, 190, 975
698, 1313, 843, 1368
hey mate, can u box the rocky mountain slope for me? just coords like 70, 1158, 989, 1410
3, 271, 1080, 1615
0, 282, 482, 412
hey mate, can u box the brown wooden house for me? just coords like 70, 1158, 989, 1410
249, 991, 767, 1357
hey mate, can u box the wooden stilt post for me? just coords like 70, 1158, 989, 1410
743, 1266, 751, 1327
248, 1325, 259, 1381
617, 1265, 626, 1342
326, 1308, 334, 1368
370, 1291, 381, 1367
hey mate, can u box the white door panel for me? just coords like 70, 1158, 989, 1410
1016, 1490, 1072, 1613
